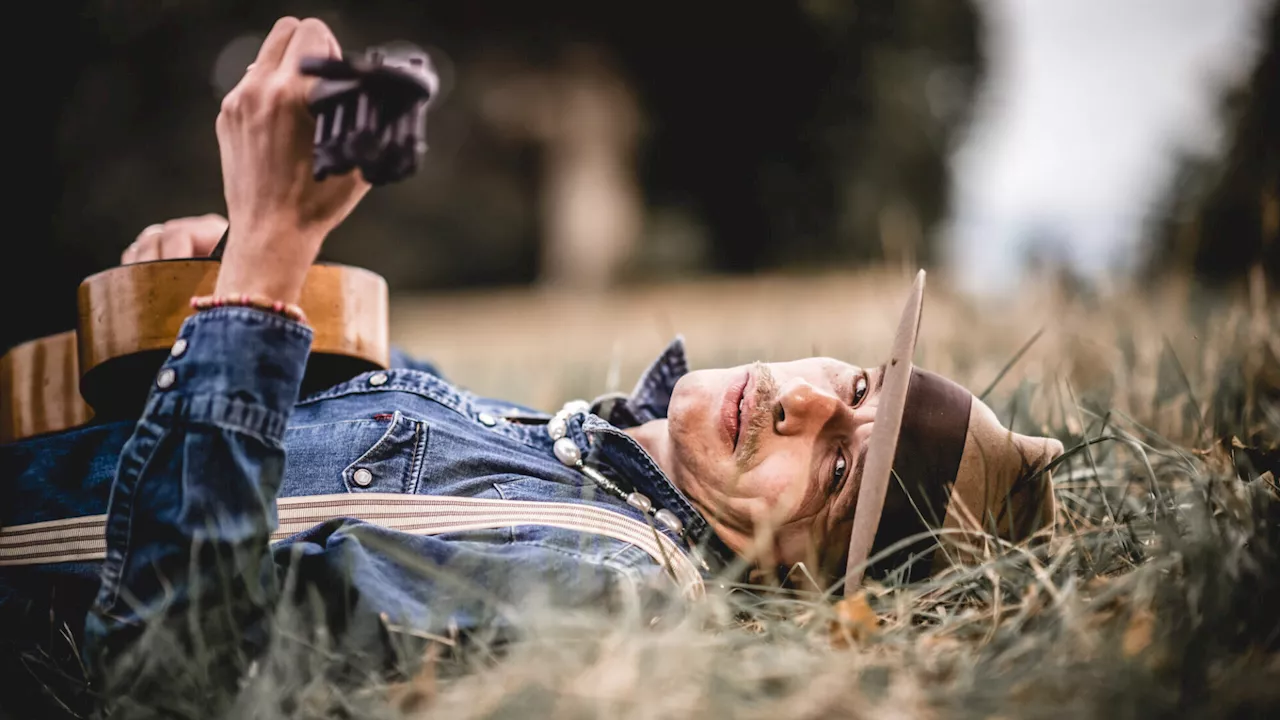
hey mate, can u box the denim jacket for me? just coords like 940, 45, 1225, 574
0, 307, 736, 712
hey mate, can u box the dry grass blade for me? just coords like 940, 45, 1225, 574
979, 327, 1045, 402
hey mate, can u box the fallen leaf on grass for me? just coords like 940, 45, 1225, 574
829, 591, 880, 647
385, 643, 441, 716
1122, 608, 1154, 658
1195, 436, 1280, 478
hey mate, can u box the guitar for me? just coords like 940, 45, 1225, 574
0, 45, 438, 443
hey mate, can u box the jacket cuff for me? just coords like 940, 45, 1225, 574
141, 307, 313, 444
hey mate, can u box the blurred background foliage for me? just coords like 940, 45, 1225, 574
3, 0, 1276, 355
2, 0, 983, 352
1146, 2, 1279, 286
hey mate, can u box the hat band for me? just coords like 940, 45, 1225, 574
865, 368, 971, 583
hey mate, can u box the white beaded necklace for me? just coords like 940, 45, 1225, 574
546, 399, 685, 537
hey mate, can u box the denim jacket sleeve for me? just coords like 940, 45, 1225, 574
82, 306, 313, 690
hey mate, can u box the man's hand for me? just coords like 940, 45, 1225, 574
121, 214, 228, 264
213, 17, 371, 305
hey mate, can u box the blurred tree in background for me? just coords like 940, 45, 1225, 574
3, 0, 984, 352
797, 0, 985, 271
1146, 1, 1279, 288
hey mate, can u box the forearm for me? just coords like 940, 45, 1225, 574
83, 307, 312, 703
81, 14, 366, 707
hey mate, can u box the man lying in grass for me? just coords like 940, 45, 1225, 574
0, 16, 1063, 716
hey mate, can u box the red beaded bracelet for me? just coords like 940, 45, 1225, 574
189, 293, 309, 325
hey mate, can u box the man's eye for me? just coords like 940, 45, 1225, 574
852, 373, 869, 406
831, 451, 848, 491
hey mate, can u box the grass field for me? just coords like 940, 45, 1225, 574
101, 267, 1280, 717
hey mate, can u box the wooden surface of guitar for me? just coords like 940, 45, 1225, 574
77, 259, 391, 375
0, 331, 94, 443
0, 259, 390, 443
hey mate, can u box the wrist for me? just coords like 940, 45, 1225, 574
190, 293, 309, 325
213, 225, 326, 304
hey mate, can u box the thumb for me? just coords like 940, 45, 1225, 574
190, 214, 230, 256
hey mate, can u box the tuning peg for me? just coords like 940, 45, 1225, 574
301, 44, 439, 186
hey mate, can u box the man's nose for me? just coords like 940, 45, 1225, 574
773, 378, 847, 436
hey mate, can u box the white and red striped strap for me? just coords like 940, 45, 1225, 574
0, 493, 704, 598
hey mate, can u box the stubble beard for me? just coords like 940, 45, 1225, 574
735, 362, 779, 474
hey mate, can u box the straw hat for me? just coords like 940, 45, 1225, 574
839, 270, 1064, 593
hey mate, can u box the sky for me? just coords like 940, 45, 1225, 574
942, 0, 1273, 297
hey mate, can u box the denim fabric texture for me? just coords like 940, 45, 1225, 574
0, 307, 735, 713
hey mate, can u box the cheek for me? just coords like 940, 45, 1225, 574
774, 515, 847, 573
667, 377, 718, 471
739, 453, 816, 513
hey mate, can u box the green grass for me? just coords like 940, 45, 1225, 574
51, 271, 1280, 718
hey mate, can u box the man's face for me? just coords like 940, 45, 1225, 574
665, 358, 884, 569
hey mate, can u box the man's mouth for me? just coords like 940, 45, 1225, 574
721, 368, 751, 450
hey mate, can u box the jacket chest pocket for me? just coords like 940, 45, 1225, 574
282, 410, 429, 496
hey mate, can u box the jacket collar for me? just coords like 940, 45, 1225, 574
590, 336, 689, 428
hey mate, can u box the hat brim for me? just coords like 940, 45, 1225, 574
842, 269, 925, 594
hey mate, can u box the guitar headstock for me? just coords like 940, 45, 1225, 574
212, 44, 440, 259
302, 44, 440, 186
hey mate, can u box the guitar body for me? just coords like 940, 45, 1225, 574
0, 260, 389, 443
78, 258, 390, 416
0, 331, 94, 442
